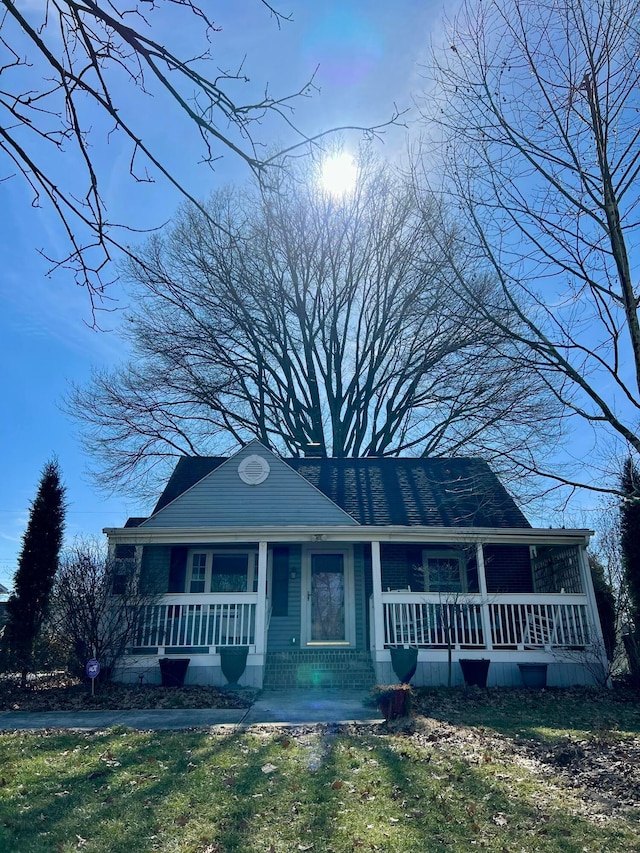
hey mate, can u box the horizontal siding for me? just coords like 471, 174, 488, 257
142, 443, 358, 528
484, 544, 533, 593
267, 546, 302, 651
139, 546, 171, 593
380, 544, 480, 593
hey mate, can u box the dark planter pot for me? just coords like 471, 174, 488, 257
518, 662, 548, 689
376, 687, 413, 721
218, 646, 249, 686
390, 647, 418, 684
159, 657, 190, 687
460, 658, 490, 687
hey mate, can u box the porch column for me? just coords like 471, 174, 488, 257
254, 541, 268, 656
577, 544, 610, 683
371, 540, 386, 651
476, 542, 493, 651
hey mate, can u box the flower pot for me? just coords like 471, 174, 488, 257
218, 646, 249, 686
459, 658, 490, 687
373, 685, 414, 721
390, 646, 418, 684
159, 657, 190, 687
518, 662, 548, 689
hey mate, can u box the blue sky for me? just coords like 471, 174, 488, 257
0, 1, 438, 589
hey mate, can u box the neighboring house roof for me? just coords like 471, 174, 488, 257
142, 452, 529, 529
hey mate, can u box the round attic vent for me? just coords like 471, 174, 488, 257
238, 454, 270, 485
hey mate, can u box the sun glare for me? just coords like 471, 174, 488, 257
319, 152, 358, 197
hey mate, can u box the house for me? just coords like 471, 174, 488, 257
103, 440, 607, 689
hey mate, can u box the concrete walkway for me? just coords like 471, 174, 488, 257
0, 688, 382, 731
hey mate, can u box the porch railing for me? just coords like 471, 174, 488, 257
132, 594, 257, 649
380, 593, 591, 650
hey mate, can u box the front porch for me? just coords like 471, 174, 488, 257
112, 529, 606, 689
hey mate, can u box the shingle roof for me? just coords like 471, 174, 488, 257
146, 455, 529, 529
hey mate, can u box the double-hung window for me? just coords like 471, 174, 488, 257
422, 550, 467, 593
187, 550, 257, 593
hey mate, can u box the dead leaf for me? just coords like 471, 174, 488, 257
175, 814, 189, 827
493, 813, 508, 827
331, 780, 343, 790
261, 763, 277, 774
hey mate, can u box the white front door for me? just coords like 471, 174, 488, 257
302, 547, 355, 646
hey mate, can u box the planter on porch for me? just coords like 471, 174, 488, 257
459, 658, 490, 687
518, 662, 548, 689
218, 646, 249, 687
159, 658, 190, 687
389, 646, 418, 684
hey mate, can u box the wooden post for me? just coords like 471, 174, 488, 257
476, 542, 493, 651
254, 541, 268, 658
371, 541, 385, 652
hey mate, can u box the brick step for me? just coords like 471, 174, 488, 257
264, 650, 376, 688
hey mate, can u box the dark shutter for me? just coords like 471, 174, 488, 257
168, 546, 188, 593
271, 547, 289, 617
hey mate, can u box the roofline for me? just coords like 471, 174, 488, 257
143, 439, 358, 526
103, 525, 592, 546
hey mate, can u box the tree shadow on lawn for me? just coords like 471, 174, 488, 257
0, 724, 637, 853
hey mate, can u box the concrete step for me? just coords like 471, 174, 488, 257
264, 649, 376, 689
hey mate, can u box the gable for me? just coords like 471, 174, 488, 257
141, 441, 359, 528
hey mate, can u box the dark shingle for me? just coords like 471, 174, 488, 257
150, 453, 529, 528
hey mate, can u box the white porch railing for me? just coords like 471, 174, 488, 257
380, 592, 591, 650
132, 594, 258, 648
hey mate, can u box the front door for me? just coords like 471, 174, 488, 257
303, 548, 355, 646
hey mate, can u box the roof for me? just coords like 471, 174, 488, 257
144, 455, 529, 529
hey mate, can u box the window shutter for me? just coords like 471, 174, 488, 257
168, 546, 188, 593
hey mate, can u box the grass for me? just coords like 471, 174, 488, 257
0, 687, 639, 852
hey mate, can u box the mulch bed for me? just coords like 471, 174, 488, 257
0, 673, 255, 712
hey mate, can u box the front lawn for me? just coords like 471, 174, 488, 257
0, 687, 639, 852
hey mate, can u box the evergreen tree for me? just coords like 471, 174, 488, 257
5, 460, 66, 686
620, 456, 640, 680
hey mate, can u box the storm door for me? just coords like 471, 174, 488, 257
303, 549, 355, 646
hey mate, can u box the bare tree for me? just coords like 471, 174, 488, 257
1, 1, 399, 314
419, 0, 640, 497
51, 538, 158, 679
68, 156, 559, 496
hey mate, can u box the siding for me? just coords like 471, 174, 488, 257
380, 544, 479, 593
267, 546, 302, 651
484, 544, 533, 593
139, 546, 172, 593
141, 442, 358, 528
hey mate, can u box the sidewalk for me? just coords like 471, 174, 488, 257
0, 688, 382, 731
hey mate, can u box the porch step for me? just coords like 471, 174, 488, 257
263, 650, 376, 689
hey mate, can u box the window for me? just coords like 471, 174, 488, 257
187, 550, 257, 593
112, 544, 136, 594
422, 551, 467, 593
190, 553, 207, 593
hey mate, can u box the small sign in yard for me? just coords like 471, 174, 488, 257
86, 659, 100, 696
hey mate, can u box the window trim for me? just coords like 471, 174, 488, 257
186, 549, 258, 594
421, 549, 467, 594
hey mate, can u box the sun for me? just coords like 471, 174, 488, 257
319, 152, 358, 197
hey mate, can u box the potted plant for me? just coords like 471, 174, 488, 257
371, 683, 414, 721
459, 658, 490, 687
389, 645, 418, 683
217, 645, 249, 687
